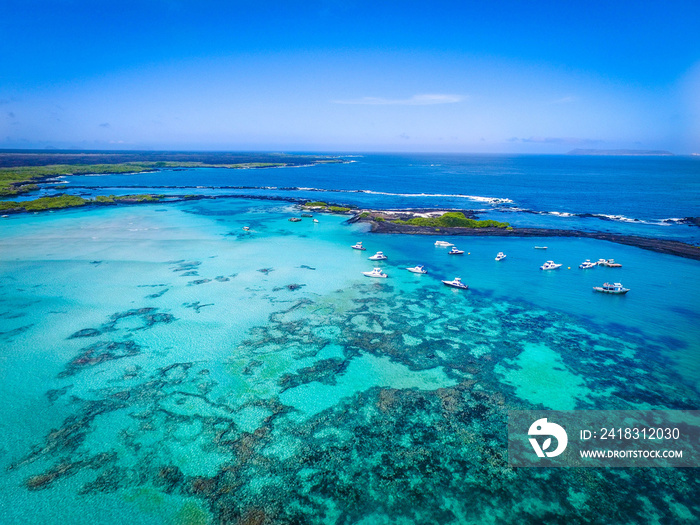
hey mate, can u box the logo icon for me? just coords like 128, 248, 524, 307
528, 418, 568, 458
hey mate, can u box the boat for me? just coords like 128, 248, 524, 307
435, 240, 454, 247
579, 259, 596, 269
534, 246, 548, 249
442, 277, 468, 289
599, 259, 622, 268
288, 217, 302, 222
363, 268, 388, 278
301, 213, 314, 218
369, 251, 388, 260
593, 282, 629, 294
540, 260, 562, 270
495, 252, 506, 261
242, 226, 250, 231
448, 247, 464, 255
313, 219, 319, 223
351, 242, 366, 251
406, 265, 427, 274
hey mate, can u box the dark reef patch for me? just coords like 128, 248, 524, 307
59, 340, 141, 377
146, 288, 169, 299
183, 301, 214, 313
188, 279, 212, 286
68, 328, 101, 339
272, 283, 306, 292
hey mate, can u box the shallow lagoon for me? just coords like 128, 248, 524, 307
1, 198, 699, 523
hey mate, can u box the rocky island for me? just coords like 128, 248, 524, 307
347, 209, 700, 261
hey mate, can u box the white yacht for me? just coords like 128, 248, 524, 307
593, 282, 629, 294
495, 252, 506, 261
369, 251, 388, 260
406, 265, 427, 274
313, 219, 319, 223
434, 240, 454, 247
242, 226, 250, 231
540, 260, 562, 270
363, 268, 388, 278
448, 247, 464, 255
579, 259, 596, 269
351, 242, 366, 251
599, 259, 622, 268
442, 277, 468, 289
534, 246, 548, 249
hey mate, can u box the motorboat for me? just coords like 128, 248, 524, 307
442, 277, 468, 289
351, 242, 366, 251
579, 259, 596, 269
363, 268, 388, 278
593, 282, 629, 294
242, 226, 250, 231
599, 259, 622, 268
448, 247, 464, 255
288, 217, 302, 222
313, 219, 319, 223
534, 246, 548, 249
495, 252, 506, 261
540, 260, 562, 270
435, 240, 454, 247
301, 213, 314, 218
406, 265, 427, 274
369, 251, 388, 260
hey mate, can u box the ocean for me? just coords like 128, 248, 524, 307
1, 154, 699, 523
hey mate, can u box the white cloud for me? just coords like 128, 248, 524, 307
333, 94, 464, 106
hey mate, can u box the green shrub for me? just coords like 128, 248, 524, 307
395, 212, 508, 229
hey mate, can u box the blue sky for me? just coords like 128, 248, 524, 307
1, 0, 699, 153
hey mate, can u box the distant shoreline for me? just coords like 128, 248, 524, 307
567, 148, 674, 156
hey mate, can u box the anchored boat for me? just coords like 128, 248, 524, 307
540, 260, 562, 270
593, 282, 629, 294
599, 259, 622, 268
442, 277, 468, 289
363, 268, 388, 278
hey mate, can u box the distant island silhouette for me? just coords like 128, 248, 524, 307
568, 149, 674, 156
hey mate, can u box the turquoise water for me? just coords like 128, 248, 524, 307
1, 197, 699, 523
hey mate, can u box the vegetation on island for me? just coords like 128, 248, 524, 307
0, 157, 342, 197
0, 194, 170, 213
0, 163, 160, 197
392, 212, 509, 229
302, 201, 354, 213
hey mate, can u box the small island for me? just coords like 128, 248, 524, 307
568, 149, 674, 156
